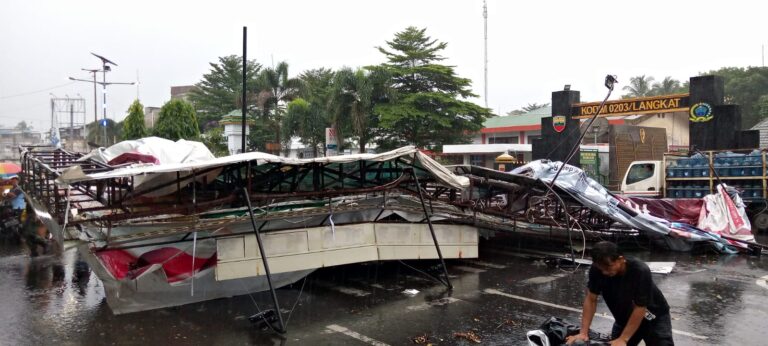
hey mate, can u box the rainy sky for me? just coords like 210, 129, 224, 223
0, 0, 766, 131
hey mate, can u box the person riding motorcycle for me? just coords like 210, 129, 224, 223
1, 175, 25, 238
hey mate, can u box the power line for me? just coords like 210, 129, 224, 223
0, 103, 49, 114
0, 81, 78, 100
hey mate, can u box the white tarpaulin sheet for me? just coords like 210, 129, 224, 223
58, 141, 468, 191
78, 137, 215, 165
698, 184, 755, 244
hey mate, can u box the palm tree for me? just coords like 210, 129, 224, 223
282, 98, 326, 157
256, 61, 302, 154
329, 67, 391, 153
280, 68, 336, 156
622, 75, 655, 98
650, 76, 685, 96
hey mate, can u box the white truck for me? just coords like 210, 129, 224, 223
620, 150, 768, 230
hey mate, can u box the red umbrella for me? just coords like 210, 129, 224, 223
0, 162, 21, 180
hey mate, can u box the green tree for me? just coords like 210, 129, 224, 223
153, 99, 200, 141
506, 110, 525, 116
292, 68, 335, 155
373, 27, 492, 150
757, 95, 768, 123
201, 126, 229, 157
247, 122, 276, 152
622, 75, 655, 98
522, 103, 550, 112
123, 100, 148, 140
256, 61, 302, 154
14, 121, 31, 131
282, 98, 325, 156
650, 76, 686, 96
188, 55, 262, 131
702, 67, 768, 128
329, 67, 390, 153
86, 119, 122, 147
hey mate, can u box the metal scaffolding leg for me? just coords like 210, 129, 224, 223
242, 188, 286, 333
412, 168, 453, 289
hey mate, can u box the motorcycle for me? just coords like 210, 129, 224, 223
0, 202, 22, 241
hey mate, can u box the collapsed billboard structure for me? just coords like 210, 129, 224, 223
18, 137, 761, 317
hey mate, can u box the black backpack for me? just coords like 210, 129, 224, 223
534, 317, 611, 346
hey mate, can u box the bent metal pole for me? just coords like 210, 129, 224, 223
242, 187, 286, 333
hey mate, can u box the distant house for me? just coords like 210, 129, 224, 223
750, 118, 768, 148
170, 85, 198, 102
0, 128, 44, 160
443, 106, 611, 174
219, 110, 253, 155
443, 107, 553, 167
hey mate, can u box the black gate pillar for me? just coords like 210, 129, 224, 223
532, 89, 581, 167
689, 75, 725, 151
688, 75, 758, 150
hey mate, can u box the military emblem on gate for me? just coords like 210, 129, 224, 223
689, 103, 713, 122
553, 115, 566, 133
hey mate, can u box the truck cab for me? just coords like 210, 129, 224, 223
620, 160, 663, 197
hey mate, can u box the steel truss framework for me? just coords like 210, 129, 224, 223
20, 146, 632, 251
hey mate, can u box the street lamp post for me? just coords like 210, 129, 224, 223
80, 68, 100, 124
69, 53, 134, 147
93, 53, 117, 147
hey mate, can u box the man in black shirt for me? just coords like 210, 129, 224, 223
566, 241, 673, 346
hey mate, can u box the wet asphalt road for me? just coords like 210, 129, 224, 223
1, 235, 767, 346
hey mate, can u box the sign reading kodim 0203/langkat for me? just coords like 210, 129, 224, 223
572, 94, 690, 118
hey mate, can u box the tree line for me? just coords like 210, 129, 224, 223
115, 26, 492, 157
100, 28, 768, 155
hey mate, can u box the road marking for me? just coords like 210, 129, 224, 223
520, 273, 568, 285
404, 275, 436, 283
484, 288, 708, 340
758, 275, 768, 290
407, 297, 462, 311
453, 265, 487, 273
333, 286, 371, 297
326, 324, 390, 346
349, 279, 400, 291
315, 282, 372, 297
370, 283, 400, 291
460, 259, 507, 269
484, 288, 584, 314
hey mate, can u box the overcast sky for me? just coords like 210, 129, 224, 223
1, 0, 766, 131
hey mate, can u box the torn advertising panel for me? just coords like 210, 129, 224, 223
510, 160, 756, 253
21, 140, 477, 314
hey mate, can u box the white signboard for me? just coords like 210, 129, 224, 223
326, 127, 338, 156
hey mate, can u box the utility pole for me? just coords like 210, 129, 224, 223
50, 98, 54, 145
136, 70, 141, 100
70, 103, 75, 149
96, 54, 112, 146
483, 0, 489, 109
70, 54, 134, 147
242, 26, 247, 154
81, 69, 100, 124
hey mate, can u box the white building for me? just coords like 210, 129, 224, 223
220, 110, 252, 155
